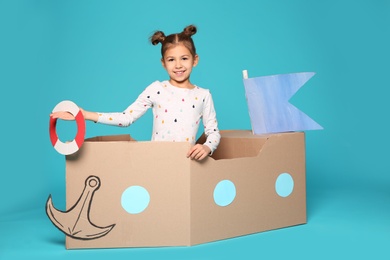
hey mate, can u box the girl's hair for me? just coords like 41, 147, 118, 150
150, 25, 197, 57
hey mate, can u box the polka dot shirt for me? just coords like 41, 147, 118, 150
97, 81, 221, 153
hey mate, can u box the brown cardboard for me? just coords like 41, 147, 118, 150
64, 130, 306, 249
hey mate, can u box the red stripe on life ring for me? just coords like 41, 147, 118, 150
49, 117, 59, 146
74, 110, 86, 149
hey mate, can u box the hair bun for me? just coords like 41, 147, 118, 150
182, 25, 197, 37
150, 31, 166, 45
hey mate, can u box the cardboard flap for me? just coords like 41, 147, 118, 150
86, 134, 136, 142
199, 130, 269, 160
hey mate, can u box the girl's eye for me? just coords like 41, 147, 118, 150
167, 59, 174, 62
182, 57, 188, 60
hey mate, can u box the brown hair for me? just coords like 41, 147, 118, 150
150, 25, 197, 58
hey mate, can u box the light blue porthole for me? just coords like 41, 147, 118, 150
275, 173, 294, 197
121, 186, 150, 214
213, 180, 236, 207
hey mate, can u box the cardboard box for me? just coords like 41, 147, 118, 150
64, 130, 306, 249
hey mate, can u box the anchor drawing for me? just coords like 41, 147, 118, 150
46, 175, 116, 240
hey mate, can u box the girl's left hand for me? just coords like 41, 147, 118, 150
187, 144, 211, 161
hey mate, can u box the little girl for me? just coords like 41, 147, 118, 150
51, 25, 221, 161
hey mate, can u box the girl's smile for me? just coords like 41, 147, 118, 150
161, 44, 199, 89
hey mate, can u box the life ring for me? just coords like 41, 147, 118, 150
49, 100, 85, 155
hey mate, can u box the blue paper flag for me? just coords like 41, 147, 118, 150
243, 72, 323, 134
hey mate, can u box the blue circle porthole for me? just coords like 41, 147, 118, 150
275, 173, 294, 197
213, 180, 236, 207
121, 186, 150, 214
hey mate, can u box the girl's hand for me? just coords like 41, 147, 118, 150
50, 111, 75, 120
187, 144, 211, 161
50, 108, 98, 122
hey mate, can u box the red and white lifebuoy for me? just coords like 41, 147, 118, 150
49, 100, 85, 155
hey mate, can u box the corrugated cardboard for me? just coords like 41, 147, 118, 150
64, 130, 306, 249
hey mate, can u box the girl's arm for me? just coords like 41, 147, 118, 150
187, 90, 221, 161
50, 82, 158, 126
50, 108, 98, 122
200, 90, 221, 153
95, 82, 157, 127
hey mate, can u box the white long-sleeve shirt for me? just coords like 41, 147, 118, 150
97, 81, 221, 153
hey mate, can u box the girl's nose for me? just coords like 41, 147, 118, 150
175, 61, 182, 68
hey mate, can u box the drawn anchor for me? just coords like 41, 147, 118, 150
46, 175, 115, 240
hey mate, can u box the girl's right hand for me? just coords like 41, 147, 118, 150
50, 111, 76, 120
51, 108, 98, 122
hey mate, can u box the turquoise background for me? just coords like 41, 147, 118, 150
1, 0, 389, 259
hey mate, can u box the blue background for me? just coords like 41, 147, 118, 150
1, 0, 389, 259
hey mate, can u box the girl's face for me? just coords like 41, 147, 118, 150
161, 44, 199, 88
